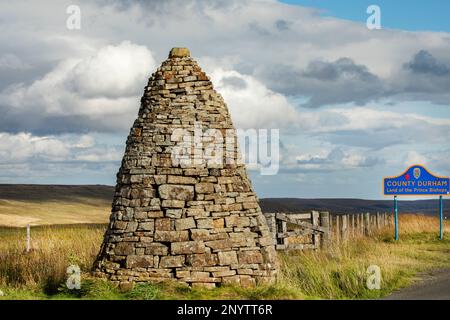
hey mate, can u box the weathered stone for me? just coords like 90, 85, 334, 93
186, 208, 209, 217
138, 221, 154, 231
239, 275, 256, 288
125, 221, 139, 232
155, 218, 172, 231
171, 241, 205, 254
205, 239, 233, 251
195, 183, 214, 194
167, 175, 197, 185
114, 221, 127, 230
159, 184, 194, 201
159, 255, 185, 268
144, 243, 169, 256
169, 47, 190, 58
176, 270, 190, 278
161, 200, 185, 208
175, 217, 196, 230
114, 242, 134, 255
218, 251, 238, 265
212, 270, 236, 277
166, 209, 182, 218
190, 229, 228, 241
154, 231, 189, 242
126, 255, 154, 268
238, 250, 263, 264
186, 253, 218, 267
225, 215, 250, 228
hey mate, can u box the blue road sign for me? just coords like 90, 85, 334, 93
383, 165, 449, 196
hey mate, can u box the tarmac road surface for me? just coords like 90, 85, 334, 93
385, 268, 450, 300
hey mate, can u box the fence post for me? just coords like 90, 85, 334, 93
364, 212, 370, 236
26, 224, 31, 253
360, 213, 364, 236
340, 214, 348, 241
276, 214, 287, 248
265, 213, 277, 244
335, 214, 340, 243
351, 214, 355, 238
312, 210, 320, 248
319, 211, 330, 249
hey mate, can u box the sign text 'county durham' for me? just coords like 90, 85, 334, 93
383, 165, 449, 196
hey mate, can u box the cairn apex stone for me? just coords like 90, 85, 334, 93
93, 48, 279, 288
169, 47, 190, 58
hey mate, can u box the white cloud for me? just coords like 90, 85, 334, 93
0, 132, 122, 164
211, 68, 301, 129
0, 41, 155, 132
0, 0, 448, 197
0, 133, 70, 162
295, 147, 381, 171
404, 151, 428, 166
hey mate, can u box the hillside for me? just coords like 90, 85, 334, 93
259, 198, 450, 217
0, 184, 448, 227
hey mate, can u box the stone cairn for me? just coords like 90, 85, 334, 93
93, 47, 279, 289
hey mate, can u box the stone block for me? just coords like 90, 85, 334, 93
218, 251, 238, 265
154, 231, 189, 242
225, 215, 250, 228
212, 270, 236, 277
126, 255, 154, 268
175, 217, 196, 230
159, 184, 194, 201
238, 250, 263, 264
195, 183, 214, 194
167, 175, 197, 184
159, 255, 185, 268
155, 218, 172, 231
186, 208, 209, 217
161, 200, 185, 208
144, 243, 169, 255
166, 209, 182, 218
186, 253, 218, 267
205, 239, 233, 251
114, 242, 134, 255
171, 241, 205, 254
138, 221, 154, 231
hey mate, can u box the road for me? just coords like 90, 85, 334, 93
385, 269, 450, 300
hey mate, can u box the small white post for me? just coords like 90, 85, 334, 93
26, 224, 30, 253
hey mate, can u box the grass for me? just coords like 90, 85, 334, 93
0, 214, 448, 300
0, 198, 110, 227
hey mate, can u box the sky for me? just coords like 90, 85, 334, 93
0, 0, 449, 199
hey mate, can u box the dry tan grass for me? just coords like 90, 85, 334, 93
398, 214, 447, 234
279, 215, 450, 299
0, 225, 106, 292
0, 214, 448, 299
0, 199, 110, 227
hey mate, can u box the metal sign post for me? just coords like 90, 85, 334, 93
394, 196, 398, 241
383, 165, 449, 241
439, 195, 443, 240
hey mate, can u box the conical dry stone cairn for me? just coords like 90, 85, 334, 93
93, 47, 279, 288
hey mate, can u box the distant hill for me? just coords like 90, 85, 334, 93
0, 184, 114, 204
259, 198, 449, 217
0, 184, 448, 219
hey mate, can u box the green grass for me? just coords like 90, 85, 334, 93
0, 215, 449, 300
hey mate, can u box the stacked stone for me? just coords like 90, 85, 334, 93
93, 47, 278, 288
